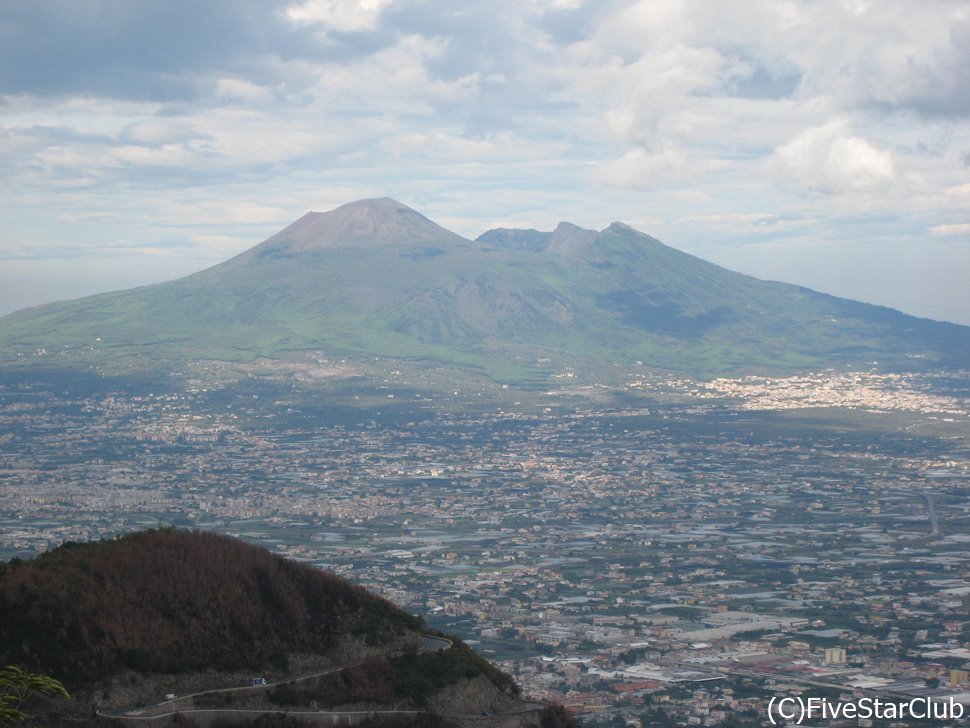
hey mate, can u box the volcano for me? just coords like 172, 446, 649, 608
0, 197, 967, 380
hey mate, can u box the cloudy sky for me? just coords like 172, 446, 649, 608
1, 0, 968, 323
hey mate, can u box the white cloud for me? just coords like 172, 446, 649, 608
121, 119, 195, 146
771, 120, 895, 194
526, 0, 583, 9
112, 144, 199, 168
214, 78, 276, 103
930, 223, 970, 236
791, 1, 970, 116
944, 183, 970, 198
285, 0, 395, 32
596, 146, 727, 189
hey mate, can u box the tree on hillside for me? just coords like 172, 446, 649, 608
0, 665, 69, 726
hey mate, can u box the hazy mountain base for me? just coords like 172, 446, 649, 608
2, 361, 966, 445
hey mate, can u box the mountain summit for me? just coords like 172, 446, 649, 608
0, 199, 967, 380
249, 197, 467, 256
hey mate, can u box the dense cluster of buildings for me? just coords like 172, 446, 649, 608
1, 369, 968, 724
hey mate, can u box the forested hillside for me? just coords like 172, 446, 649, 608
0, 529, 422, 685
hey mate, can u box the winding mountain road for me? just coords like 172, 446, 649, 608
100, 634, 453, 722
95, 634, 546, 724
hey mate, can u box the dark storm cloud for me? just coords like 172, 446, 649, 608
0, 0, 394, 100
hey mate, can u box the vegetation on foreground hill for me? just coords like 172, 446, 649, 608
268, 640, 518, 709
0, 666, 69, 726
0, 530, 558, 727
166, 707, 577, 728
0, 529, 422, 686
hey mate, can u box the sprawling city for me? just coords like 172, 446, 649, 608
3, 366, 968, 726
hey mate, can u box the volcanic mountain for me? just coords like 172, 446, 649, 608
0, 197, 967, 380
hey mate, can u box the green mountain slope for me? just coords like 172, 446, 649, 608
0, 198, 966, 379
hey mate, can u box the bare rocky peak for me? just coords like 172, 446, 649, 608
545, 221, 599, 255
476, 220, 599, 255
255, 198, 611, 258
475, 227, 548, 251
255, 197, 469, 254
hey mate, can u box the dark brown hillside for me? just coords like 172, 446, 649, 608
0, 529, 422, 685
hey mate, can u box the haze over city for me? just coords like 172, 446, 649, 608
1, 1, 968, 323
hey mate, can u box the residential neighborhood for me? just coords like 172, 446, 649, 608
2, 368, 968, 724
